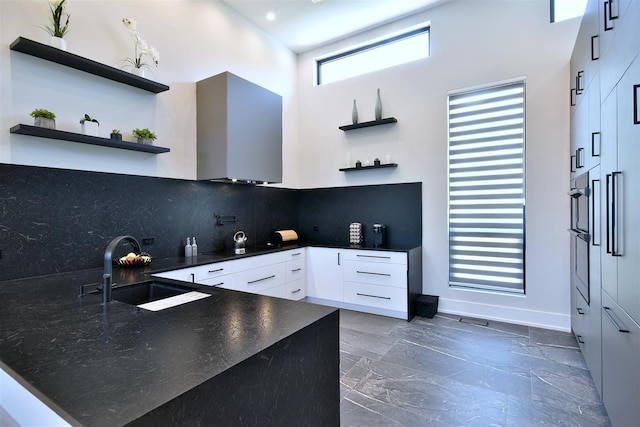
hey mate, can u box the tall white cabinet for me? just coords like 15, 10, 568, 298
571, 0, 640, 424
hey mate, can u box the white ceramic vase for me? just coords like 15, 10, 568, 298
131, 67, 145, 78
81, 122, 99, 137
49, 36, 67, 51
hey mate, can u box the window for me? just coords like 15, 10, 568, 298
316, 25, 429, 85
447, 80, 526, 294
550, 0, 587, 22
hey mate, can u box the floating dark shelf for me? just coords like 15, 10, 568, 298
10, 124, 170, 154
10, 37, 170, 94
339, 163, 398, 172
338, 117, 398, 131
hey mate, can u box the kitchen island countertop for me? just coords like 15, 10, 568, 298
0, 256, 339, 426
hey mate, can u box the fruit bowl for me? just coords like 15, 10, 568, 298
116, 252, 153, 267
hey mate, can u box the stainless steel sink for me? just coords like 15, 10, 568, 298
110, 280, 193, 306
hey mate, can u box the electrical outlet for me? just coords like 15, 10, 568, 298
141, 238, 155, 246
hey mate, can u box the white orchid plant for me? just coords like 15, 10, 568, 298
42, 0, 70, 38
122, 18, 159, 71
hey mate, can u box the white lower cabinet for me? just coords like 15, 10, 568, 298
306, 247, 413, 320
306, 247, 343, 301
343, 282, 407, 312
152, 246, 419, 319
153, 249, 305, 300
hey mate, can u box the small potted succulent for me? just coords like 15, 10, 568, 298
110, 129, 122, 140
374, 158, 381, 166
30, 109, 56, 129
79, 114, 100, 136
355, 160, 362, 168
132, 128, 157, 144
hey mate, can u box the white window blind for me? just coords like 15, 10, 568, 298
448, 81, 526, 294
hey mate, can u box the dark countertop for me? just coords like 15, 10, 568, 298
0, 248, 339, 426
0, 242, 418, 425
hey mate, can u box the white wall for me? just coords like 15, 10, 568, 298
297, 0, 580, 331
0, 0, 297, 183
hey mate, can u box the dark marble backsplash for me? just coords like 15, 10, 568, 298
0, 163, 421, 281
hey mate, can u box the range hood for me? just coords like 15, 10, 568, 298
196, 72, 283, 184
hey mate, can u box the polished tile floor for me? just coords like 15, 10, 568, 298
338, 310, 611, 427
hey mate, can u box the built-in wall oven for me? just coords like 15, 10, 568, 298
569, 171, 591, 304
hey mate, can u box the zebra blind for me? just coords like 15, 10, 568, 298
448, 81, 525, 293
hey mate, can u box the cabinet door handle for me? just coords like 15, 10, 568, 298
356, 254, 392, 259
577, 307, 585, 315
603, 306, 630, 333
570, 88, 576, 106
576, 71, 584, 94
291, 288, 301, 294
190, 273, 195, 283
247, 274, 276, 284
208, 268, 224, 273
591, 178, 601, 247
291, 268, 302, 272
609, 0, 619, 19
211, 282, 225, 287
611, 171, 622, 256
356, 292, 391, 300
591, 35, 599, 60
576, 148, 584, 169
357, 270, 391, 277
290, 252, 302, 257
603, 1, 613, 31
591, 132, 601, 156
576, 335, 585, 344
570, 155, 576, 173
606, 173, 612, 254
338, 252, 341, 266
633, 84, 640, 125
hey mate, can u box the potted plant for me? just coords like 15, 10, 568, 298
79, 114, 99, 136
30, 109, 56, 129
132, 128, 157, 144
355, 160, 362, 168
110, 129, 122, 140
41, 0, 70, 50
121, 18, 159, 78
374, 158, 381, 166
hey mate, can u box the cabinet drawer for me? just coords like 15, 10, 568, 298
342, 250, 406, 265
199, 274, 236, 289
153, 267, 197, 283
286, 258, 305, 282
283, 249, 305, 261
235, 263, 286, 293
286, 278, 306, 301
194, 261, 235, 281
343, 282, 407, 312
343, 261, 407, 288
232, 251, 284, 271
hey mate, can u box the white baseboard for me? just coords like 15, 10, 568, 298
437, 297, 571, 332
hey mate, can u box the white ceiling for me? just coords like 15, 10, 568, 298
219, 0, 446, 53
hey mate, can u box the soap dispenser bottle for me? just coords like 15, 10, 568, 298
185, 237, 192, 257
191, 237, 198, 256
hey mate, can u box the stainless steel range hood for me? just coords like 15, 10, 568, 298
196, 72, 283, 184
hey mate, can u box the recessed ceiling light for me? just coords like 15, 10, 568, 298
311, 0, 322, 3
266, 11, 276, 21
